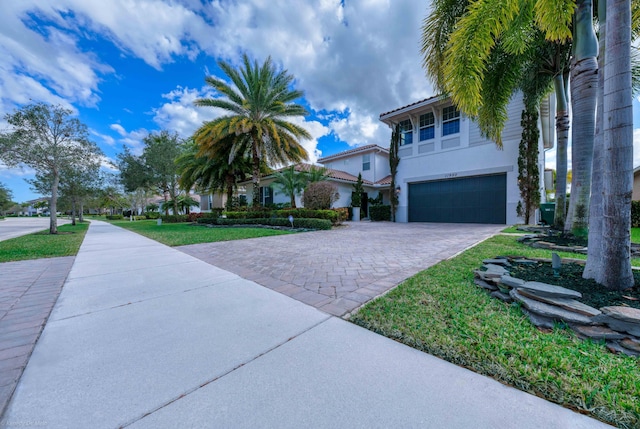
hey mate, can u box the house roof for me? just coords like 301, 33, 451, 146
379, 94, 447, 123
317, 144, 388, 164
266, 163, 374, 185
375, 175, 392, 185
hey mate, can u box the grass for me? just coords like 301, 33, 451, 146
108, 219, 294, 246
350, 234, 640, 428
501, 225, 525, 233
0, 222, 89, 263
632, 228, 640, 244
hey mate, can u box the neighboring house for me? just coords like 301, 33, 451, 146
378, 93, 551, 224
241, 145, 391, 214
633, 167, 640, 201
199, 187, 247, 212
21, 197, 49, 216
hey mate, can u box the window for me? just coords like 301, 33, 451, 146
399, 119, 413, 145
442, 106, 460, 136
419, 112, 435, 141
362, 154, 371, 171
260, 186, 273, 206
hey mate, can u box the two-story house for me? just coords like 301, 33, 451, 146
378, 93, 550, 225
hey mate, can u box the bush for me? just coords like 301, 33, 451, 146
187, 212, 204, 222
222, 210, 272, 219
273, 209, 341, 224
144, 212, 160, 219
369, 205, 391, 221
197, 217, 332, 230
303, 182, 339, 210
333, 207, 349, 222
106, 214, 124, 220
161, 214, 189, 223
632, 201, 640, 228
132, 215, 147, 221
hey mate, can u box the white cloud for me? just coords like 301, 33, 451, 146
152, 86, 219, 137
90, 129, 115, 146
109, 123, 149, 154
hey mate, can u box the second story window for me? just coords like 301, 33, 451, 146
362, 153, 371, 171
419, 112, 435, 141
399, 119, 413, 145
442, 106, 460, 136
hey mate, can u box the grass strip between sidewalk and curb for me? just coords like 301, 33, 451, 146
350, 234, 640, 429
0, 222, 89, 263
107, 219, 295, 246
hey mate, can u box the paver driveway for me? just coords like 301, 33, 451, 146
179, 222, 503, 316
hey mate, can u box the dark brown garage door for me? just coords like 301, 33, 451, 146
408, 174, 506, 224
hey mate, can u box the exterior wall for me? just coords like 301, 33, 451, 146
389, 94, 530, 225
633, 171, 640, 200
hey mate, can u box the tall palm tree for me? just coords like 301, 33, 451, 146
194, 53, 311, 207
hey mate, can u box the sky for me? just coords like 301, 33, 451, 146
1, 0, 639, 203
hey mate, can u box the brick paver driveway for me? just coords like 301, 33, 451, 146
179, 222, 503, 316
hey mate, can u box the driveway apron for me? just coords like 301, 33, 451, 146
179, 222, 504, 316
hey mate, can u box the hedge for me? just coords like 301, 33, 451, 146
632, 201, 640, 228
144, 212, 160, 219
369, 205, 391, 221
160, 214, 189, 223
221, 209, 344, 225
106, 214, 124, 220
197, 217, 332, 230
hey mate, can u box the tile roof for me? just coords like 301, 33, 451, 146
317, 144, 388, 163
378, 94, 442, 118
375, 175, 392, 185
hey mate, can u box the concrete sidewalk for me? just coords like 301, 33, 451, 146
2, 221, 611, 428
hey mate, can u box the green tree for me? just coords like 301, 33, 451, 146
194, 53, 311, 207
0, 183, 13, 215
271, 165, 306, 208
517, 101, 541, 224
389, 124, 400, 222
305, 165, 330, 183
179, 136, 252, 211
118, 131, 184, 216
351, 173, 364, 208
0, 103, 102, 233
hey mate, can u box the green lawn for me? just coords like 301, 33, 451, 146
350, 234, 640, 428
631, 228, 640, 244
108, 219, 294, 246
0, 222, 89, 263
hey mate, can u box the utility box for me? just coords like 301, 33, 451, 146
539, 203, 555, 226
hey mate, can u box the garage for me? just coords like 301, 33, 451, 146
408, 174, 506, 224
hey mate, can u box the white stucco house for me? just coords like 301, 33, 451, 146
201, 93, 552, 224
378, 93, 551, 224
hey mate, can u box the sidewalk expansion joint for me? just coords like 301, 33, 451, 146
119, 315, 332, 428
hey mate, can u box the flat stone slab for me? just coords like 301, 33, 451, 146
482, 258, 512, 267
519, 281, 582, 300
512, 258, 539, 265
606, 341, 640, 357
594, 315, 640, 337
474, 270, 501, 281
600, 306, 640, 324
474, 279, 498, 291
517, 289, 601, 317
510, 290, 595, 325
500, 275, 525, 288
483, 264, 509, 275
620, 338, 640, 353
521, 308, 556, 329
571, 325, 627, 341
490, 291, 512, 303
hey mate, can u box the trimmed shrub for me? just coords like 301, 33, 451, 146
133, 215, 147, 221
161, 214, 189, 223
187, 212, 204, 223
144, 212, 160, 219
333, 207, 349, 222
222, 210, 272, 219
273, 209, 340, 224
369, 205, 391, 221
106, 214, 124, 220
632, 201, 640, 228
197, 217, 332, 230
303, 182, 339, 210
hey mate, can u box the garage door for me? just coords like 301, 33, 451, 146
408, 174, 506, 224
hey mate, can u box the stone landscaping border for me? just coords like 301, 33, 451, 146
474, 257, 640, 357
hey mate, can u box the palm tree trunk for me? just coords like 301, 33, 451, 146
49, 173, 59, 234
565, 0, 598, 237
584, 0, 606, 281
226, 174, 234, 211
553, 75, 570, 230
599, 0, 634, 290
251, 142, 261, 207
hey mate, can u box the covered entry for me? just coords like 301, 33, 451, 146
408, 174, 506, 224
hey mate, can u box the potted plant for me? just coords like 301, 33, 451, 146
351, 173, 364, 221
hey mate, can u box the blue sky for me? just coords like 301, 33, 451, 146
1, 1, 639, 203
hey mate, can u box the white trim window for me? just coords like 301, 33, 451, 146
260, 186, 273, 206
362, 153, 371, 171
419, 112, 435, 141
399, 119, 413, 145
442, 106, 460, 136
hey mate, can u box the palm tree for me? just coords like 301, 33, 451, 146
271, 165, 306, 208
177, 137, 251, 211
194, 53, 311, 207
305, 165, 330, 183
